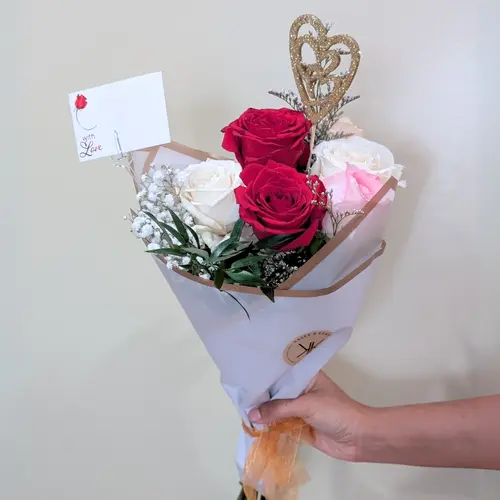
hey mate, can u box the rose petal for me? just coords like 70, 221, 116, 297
221, 108, 311, 168
280, 219, 321, 251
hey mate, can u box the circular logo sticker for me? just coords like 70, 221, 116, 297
283, 331, 333, 366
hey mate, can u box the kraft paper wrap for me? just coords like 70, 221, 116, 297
131, 142, 398, 499
133, 142, 397, 298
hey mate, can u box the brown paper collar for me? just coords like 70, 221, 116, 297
170, 240, 386, 298
133, 143, 397, 299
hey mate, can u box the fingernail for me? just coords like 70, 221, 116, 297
249, 408, 261, 423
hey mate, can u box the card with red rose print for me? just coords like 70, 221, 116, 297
69, 72, 170, 162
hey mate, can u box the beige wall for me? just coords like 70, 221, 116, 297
3, 1, 499, 499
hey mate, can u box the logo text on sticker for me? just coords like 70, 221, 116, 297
283, 331, 332, 366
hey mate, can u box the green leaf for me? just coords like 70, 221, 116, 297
250, 263, 260, 275
229, 219, 244, 242
309, 233, 327, 256
309, 239, 320, 255
225, 270, 266, 286
230, 255, 267, 270
144, 211, 186, 244
185, 224, 201, 249
184, 247, 210, 260
214, 265, 226, 290
211, 238, 238, 261
210, 220, 247, 261
259, 287, 275, 303
167, 208, 190, 245
161, 223, 187, 245
222, 291, 250, 320
214, 242, 254, 262
147, 247, 186, 257
143, 210, 168, 231
255, 233, 298, 250
215, 251, 246, 262
142, 211, 172, 245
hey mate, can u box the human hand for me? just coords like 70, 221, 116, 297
248, 371, 369, 461
249, 372, 500, 470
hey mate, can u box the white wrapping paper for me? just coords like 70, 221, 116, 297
131, 144, 395, 478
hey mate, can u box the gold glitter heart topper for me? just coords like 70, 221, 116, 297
289, 14, 361, 125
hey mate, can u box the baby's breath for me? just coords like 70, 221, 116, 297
261, 249, 309, 288
128, 164, 199, 273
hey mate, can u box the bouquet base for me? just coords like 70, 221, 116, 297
237, 486, 266, 500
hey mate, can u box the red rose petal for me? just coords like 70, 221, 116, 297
235, 157, 326, 245
221, 108, 312, 168
240, 163, 264, 185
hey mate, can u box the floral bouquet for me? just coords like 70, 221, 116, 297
125, 14, 404, 500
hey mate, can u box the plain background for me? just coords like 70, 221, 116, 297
2, 0, 499, 499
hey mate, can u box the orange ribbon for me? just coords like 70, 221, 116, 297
242, 418, 315, 500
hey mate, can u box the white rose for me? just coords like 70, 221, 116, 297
179, 159, 243, 249
312, 136, 405, 185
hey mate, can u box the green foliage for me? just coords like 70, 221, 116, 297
309, 231, 328, 255
268, 89, 305, 112
145, 212, 326, 302
269, 86, 361, 146
313, 94, 361, 145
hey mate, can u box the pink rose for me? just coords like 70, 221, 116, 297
328, 116, 364, 138
322, 165, 386, 236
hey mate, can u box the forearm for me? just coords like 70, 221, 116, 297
358, 395, 500, 470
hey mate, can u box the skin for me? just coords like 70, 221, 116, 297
249, 372, 500, 470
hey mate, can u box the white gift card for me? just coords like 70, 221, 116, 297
69, 72, 171, 162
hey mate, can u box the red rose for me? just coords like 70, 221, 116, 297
222, 108, 311, 168
235, 160, 326, 251
75, 94, 88, 110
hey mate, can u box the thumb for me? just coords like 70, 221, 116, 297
249, 397, 308, 424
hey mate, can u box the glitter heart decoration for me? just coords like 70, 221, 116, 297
289, 14, 361, 125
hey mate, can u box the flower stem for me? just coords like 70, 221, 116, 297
222, 291, 251, 321
75, 109, 96, 131
307, 124, 316, 171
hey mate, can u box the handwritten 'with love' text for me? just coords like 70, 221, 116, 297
79, 134, 103, 159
